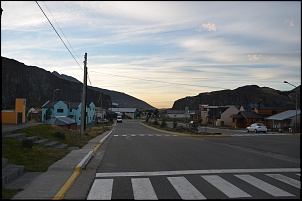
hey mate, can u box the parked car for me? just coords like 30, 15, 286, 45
117, 115, 122, 123
97, 119, 108, 124
246, 123, 267, 133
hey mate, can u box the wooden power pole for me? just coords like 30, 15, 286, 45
80, 53, 87, 139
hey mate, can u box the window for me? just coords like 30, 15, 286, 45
57, 109, 63, 113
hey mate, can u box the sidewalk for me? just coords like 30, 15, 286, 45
2, 122, 42, 136
2, 122, 113, 200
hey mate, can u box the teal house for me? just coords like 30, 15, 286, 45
42, 100, 95, 125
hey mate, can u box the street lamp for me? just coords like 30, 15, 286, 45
53, 89, 59, 102
284, 81, 298, 132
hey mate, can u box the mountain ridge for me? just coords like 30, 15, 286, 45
172, 84, 300, 111
1, 56, 156, 111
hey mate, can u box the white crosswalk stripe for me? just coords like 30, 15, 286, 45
87, 179, 113, 200
131, 178, 158, 200
235, 174, 294, 197
88, 172, 300, 199
167, 176, 206, 199
201, 175, 251, 198
266, 174, 301, 189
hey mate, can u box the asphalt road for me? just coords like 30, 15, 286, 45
65, 120, 300, 199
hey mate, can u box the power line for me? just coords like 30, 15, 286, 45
35, 1, 83, 70
42, 1, 83, 68
89, 70, 229, 90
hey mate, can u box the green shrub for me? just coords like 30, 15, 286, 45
153, 120, 159, 125
53, 131, 66, 140
173, 120, 178, 128
160, 119, 167, 127
22, 139, 33, 149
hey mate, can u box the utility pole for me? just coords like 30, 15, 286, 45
80, 53, 87, 140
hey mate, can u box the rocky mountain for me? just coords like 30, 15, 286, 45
1, 56, 156, 111
52, 71, 81, 83
172, 85, 300, 111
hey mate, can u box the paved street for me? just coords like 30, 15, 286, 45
65, 120, 300, 199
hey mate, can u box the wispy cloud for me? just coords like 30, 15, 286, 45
1, 1, 301, 108
201, 23, 217, 32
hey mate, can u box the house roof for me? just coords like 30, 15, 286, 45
45, 116, 76, 125
63, 101, 81, 109
231, 111, 268, 119
251, 106, 287, 110
109, 108, 138, 113
43, 101, 56, 108
43, 101, 92, 109
265, 110, 301, 120
208, 107, 229, 118
166, 110, 186, 114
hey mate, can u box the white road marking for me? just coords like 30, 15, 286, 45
235, 174, 294, 197
96, 168, 300, 178
168, 176, 206, 199
131, 178, 157, 200
201, 175, 251, 198
87, 179, 113, 200
266, 174, 301, 189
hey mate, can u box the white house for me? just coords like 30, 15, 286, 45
265, 110, 301, 132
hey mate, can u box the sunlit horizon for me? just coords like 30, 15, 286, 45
1, 1, 301, 108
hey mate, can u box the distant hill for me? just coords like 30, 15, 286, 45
52, 71, 81, 83
172, 85, 300, 111
1, 56, 156, 111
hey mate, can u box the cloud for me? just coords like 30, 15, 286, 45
285, 19, 295, 27
248, 54, 262, 61
201, 23, 217, 32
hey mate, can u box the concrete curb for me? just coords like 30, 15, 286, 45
52, 130, 113, 200
139, 122, 232, 138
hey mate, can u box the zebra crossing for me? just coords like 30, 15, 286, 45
87, 169, 300, 199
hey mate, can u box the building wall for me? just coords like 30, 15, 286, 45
220, 106, 239, 126
1, 98, 26, 124
53, 101, 68, 117
86, 102, 95, 125
57, 123, 77, 130
15, 98, 26, 123
41, 101, 95, 125
1, 111, 18, 124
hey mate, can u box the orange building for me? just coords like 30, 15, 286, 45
1, 98, 26, 124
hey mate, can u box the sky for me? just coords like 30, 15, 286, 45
1, 1, 301, 109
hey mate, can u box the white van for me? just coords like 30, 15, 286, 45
117, 115, 122, 123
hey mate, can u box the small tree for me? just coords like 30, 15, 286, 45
45, 108, 52, 120
154, 109, 159, 122
160, 117, 167, 127
173, 118, 178, 128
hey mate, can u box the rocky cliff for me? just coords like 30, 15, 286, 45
1, 56, 155, 111
172, 85, 300, 110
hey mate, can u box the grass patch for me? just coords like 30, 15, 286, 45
2, 188, 23, 200
2, 137, 70, 172
2, 123, 111, 199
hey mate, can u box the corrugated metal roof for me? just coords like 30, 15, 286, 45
45, 116, 76, 125
109, 108, 138, 113
265, 110, 301, 120
166, 110, 185, 114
